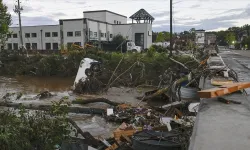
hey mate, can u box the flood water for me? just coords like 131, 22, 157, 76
0, 75, 145, 138
0, 76, 74, 94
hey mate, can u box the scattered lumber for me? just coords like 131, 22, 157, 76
198, 82, 250, 98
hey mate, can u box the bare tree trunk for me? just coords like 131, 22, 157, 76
0, 102, 105, 115
72, 98, 121, 106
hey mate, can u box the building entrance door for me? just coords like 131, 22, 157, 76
135, 33, 144, 49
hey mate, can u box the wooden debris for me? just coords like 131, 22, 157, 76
211, 77, 234, 86
117, 104, 131, 109
113, 123, 136, 141
105, 143, 118, 150
198, 82, 250, 98
174, 108, 183, 118
121, 134, 132, 144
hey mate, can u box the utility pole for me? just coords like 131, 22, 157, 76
169, 0, 173, 57
14, 0, 24, 53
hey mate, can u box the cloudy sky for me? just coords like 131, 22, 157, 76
3, 0, 250, 32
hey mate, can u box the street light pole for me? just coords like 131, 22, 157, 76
169, 0, 173, 57
15, 0, 24, 52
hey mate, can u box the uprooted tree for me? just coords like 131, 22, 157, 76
0, 0, 12, 49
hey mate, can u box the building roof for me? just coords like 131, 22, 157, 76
129, 9, 155, 21
83, 10, 127, 18
59, 18, 83, 21
10, 25, 59, 28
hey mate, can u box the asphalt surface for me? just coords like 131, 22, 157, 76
232, 50, 250, 58
189, 49, 250, 150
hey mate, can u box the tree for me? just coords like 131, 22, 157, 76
156, 32, 165, 42
225, 32, 236, 45
189, 28, 196, 41
0, 0, 11, 48
112, 34, 126, 45
241, 36, 250, 50
162, 31, 170, 41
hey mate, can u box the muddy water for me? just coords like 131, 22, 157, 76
0, 76, 146, 138
0, 76, 74, 93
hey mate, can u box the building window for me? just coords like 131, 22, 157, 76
83, 19, 87, 24
101, 33, 104, 37
104, 33, 106, 38
110, 34, 113, 38
13, 43, 18, 50
67, 32, 73, 37
119, 21, 121, 24
45, 32, 51, 37
67, 43, 73, 49
53, 43, 59, 50
31, 33, 37, 38
74, 42, 81, 46
13, 34, 18, 38
75, 31, 81, 37
7, 43, 12, 50
25, 33, 30, 38
45, 43, 51, 50
90, 31, 93, 37
94, 32, 97, 37
32, 43, 37, 50
114, 20, 116, 24
52, 32, 58, 37
7, 34, 11, 38
25, 43, 31, 50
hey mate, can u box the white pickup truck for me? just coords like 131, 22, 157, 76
126, 41, 142, 53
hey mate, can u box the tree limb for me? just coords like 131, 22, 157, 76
72, 98, 121, 106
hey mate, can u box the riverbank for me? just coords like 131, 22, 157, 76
0, 50, 198, 87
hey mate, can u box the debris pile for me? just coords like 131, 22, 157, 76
60, 100, 197, 150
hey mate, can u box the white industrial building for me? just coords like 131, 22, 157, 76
4, 9, 154, 51
195, 29, 205, 48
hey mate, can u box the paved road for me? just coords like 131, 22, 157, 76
232, 50, 250, 58
221, 50, 250, 87
189, 49, 250, 150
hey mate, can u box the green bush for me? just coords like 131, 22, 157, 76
150, 45, 168, 53
0, 101, 73, 150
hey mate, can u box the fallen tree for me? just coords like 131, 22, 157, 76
72, 98, 121, 106
0, 102, 105, 115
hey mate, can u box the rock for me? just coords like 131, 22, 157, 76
37, 91, 53, 99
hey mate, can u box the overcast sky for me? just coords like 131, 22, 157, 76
3, 0, 250, 32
